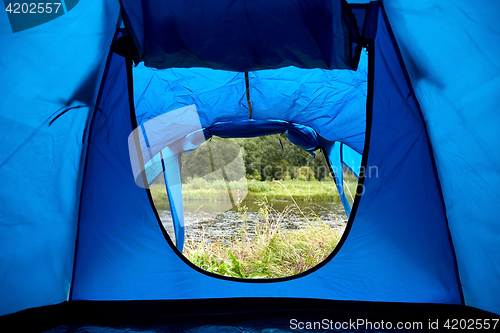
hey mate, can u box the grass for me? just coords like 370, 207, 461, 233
149, 174, 355, 278
182, 198, 344, 278
150, 176, 359, 204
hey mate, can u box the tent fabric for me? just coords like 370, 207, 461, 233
71, 3, 461, 307
120, 0, 355, 71
323, 140, 363, 217
324, 141, 352, 217
128, 104, 206, 188
133, 61, 367, 155
341, 142, 362, 178
161, 149, 185, 251
323, 141, 362, 217
1, 0, 499, 320
383, 0, 500, 314
0, 0, 120, 316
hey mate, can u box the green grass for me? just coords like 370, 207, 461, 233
150, 176, 359, 205
149, 176, 355, 278
182, 201, 343, 278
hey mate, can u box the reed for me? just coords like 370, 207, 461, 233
183, 198, 344, 279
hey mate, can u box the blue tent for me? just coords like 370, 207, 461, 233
1, 0, 499, 329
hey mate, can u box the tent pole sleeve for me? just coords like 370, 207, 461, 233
161, 148, 185, 252
325, 142, 352, 217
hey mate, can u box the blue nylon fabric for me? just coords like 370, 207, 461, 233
344, 5, 461, 303
0, 0, 119, 316
133, 68, 246, 131
72, 44, 179, 300
248, 65, 367, 153
323, 141, 362, 216
140, 130, 204, 187
120, 0, 353, 71
341, 143, 362, 177
129, 105, 206, 187
207, 119, 320, 153
384, 0, 500, 315
133, 53, 368, 154
3, 0, 487, 319
72, 5, 461, 305
324, 142, 352, 217
161, 149, 185, 251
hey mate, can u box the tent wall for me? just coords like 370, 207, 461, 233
0, 0, 120, 316
72, 4, 461, 306
384, 0, 500, 315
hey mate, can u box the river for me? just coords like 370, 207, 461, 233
156, 198, 348, 245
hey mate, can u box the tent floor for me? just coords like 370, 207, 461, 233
2, 298, 499, 332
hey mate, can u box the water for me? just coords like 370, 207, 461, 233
157, 198, 348, 245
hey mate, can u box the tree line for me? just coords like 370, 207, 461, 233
180, 134, 332, 182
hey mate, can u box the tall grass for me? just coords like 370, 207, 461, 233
183, 198, 344, 278
150, 174, 354, 278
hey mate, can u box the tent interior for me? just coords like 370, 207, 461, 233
1, 0, 499, 331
